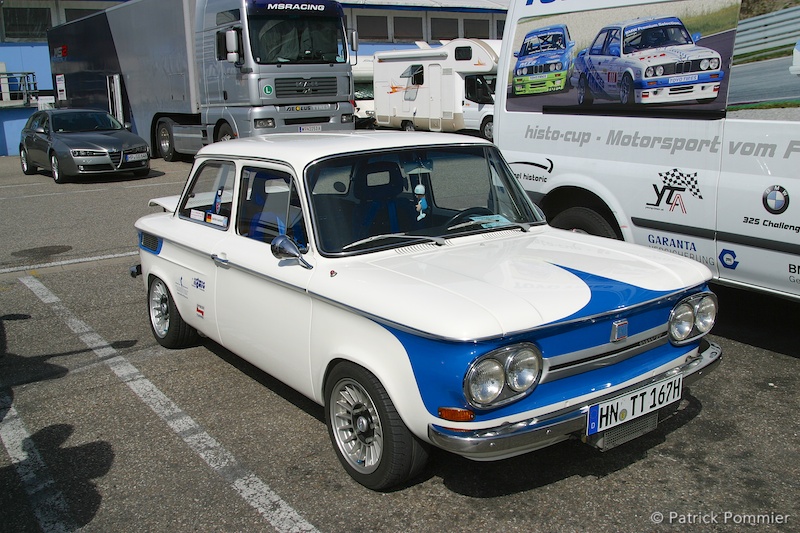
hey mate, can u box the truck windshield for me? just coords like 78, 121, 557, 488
249, 15, 346, 64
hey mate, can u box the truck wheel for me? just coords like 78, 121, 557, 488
157, 119, 177, 162
147, 276, 198, 348
550, 207, 619, 239
578, 75, 593, 106
402, 121, 415, 132
619, 74, 635, 106
480, 117, 493, 141
325, 362, 428, 491
216, 123, 234, 142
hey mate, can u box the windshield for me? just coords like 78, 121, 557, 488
623, 23, 692, 52
307, 145, 545, 254
51, 112, 123, 133
249, 15, 346, 64
521, 32, 566, 55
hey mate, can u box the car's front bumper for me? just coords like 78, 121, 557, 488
428, 338, 722, 460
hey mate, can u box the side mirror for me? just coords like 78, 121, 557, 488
692, 32, 702, 43
271, 235, 313, 269
349, 29, 359, 53
124, 122, 133, 131
226, 29, 240, 63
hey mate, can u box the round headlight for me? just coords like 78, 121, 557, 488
468, 359, 504, 404
694, 295, 717, 333
700, 59, 710, 71
670, 303, 695, 342
710, 58, 720, 70
506, 347, 542, 393
645, 67, 654, 77
655, 65, 664, 76
556, 62, 563, 70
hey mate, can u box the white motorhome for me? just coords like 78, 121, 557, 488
373, 39, 499, 139
495, 0, 800, 300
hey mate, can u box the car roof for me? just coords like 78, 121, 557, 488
608, 16, 683, 30
195, 131, 494, 170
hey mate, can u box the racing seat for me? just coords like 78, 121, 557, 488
352, 161, 413, 237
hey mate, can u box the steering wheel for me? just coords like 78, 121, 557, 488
444, 207, 494, 229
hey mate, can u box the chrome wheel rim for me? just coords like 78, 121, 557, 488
50, 155, 59, 182
158, 126, 171, 155
149, 279, 170, 338
330, 378, 383, 474
21, 149, 29, 172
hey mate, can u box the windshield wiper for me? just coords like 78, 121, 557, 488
343, 233, 446, 250
447, 219, 539, 232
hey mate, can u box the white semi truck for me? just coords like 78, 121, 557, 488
494, 0, 800, 300
373, 39, 499, 140
48, 0, 358, 160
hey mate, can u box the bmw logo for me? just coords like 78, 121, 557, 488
762, 185, 789, 215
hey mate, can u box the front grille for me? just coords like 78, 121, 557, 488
285, 116, 331, 125
108, 150, 122, 167
592, 412, 659, 451
275, 77, 338, 98
662, 58, 717, 75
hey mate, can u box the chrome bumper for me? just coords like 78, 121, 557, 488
428, 339, 722, 461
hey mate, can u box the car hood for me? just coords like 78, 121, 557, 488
314, 227, 711, 340
57, 130, 147, 150
629, 44, 717, 64
517, 51, 567, 68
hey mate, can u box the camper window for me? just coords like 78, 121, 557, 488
455, 46, 473, 61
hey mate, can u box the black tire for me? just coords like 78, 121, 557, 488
20, 147, 37, 175
577, 75, 593, 106
550, 206, 619, 239
216, 122, 234, 143
50, 152, 67, 184
325, 362, 429, 490
402, 121, 415, 132
147, 276, 198, 349
157, 119, 177, 162
480, 116, 493, 141
619, 74, 635, 106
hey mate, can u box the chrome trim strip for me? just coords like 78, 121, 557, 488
428, 340, 722, 460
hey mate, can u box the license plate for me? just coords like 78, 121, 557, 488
299, 125, 323, 133
587, 374, 682, 435
125, 152, 148, 162
668, 74, 699, 84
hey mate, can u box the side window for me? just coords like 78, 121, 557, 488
40, 115, 50, 134
603, 29, 621, 56
178, 160, 236, 229
237, 167, 307, 248
589, 30, 608, 56
401, 64, 423, 101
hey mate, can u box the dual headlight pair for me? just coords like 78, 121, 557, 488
645, 57, 720, 78
464, 292, 717, 410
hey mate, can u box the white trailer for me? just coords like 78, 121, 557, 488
373, 39, 499, 140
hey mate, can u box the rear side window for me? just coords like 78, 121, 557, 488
179, 160, 236, 229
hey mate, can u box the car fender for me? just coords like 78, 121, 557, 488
310, 299, 435, 441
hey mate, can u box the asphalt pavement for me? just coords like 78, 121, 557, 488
0, 153, 798, 532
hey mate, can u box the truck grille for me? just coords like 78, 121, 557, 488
275, 77, 338, 98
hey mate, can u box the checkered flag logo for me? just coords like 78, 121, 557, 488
659, 168, 703, 199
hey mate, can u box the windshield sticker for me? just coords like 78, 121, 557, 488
190, 209, 205, 221
472, 215, 513, 228
205, 212, 228, 227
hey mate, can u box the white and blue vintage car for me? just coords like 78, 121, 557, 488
133, 131, 721, 490
572, 16, 725, 106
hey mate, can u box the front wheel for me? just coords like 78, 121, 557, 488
619, 74, 635, 106
577, 75, 593, 106
480, 117, 493, 141
325, 362, 428, 491
216, 123, 234, 143
20, 147, 37, 175
550, 206, 619, 239
401, 121, 415, 132
147, 276, 198, 348
50, 153, 67, 184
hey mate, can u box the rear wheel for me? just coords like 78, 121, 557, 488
401, 121, 415, 132
20, 147, 37, 175
216, 122, 235, 143
325, 362, 428, 490
550, 206, 619, 239
147, 276, 198, 348
157, 119, 176, 162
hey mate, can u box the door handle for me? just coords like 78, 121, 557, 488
211, 253, 229, 265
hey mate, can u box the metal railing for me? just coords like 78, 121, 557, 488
733, 5, 800, 60
0, 71, 38, 106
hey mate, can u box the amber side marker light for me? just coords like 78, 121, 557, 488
438, 407, 475, 422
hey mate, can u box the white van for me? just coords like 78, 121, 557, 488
495, 0, 800, 300
373, 39, 499, 139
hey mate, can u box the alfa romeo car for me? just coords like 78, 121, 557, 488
572, 16, 725, 106
132, 131, 721, 490
20, 108, 150, 183
512, 24, 575, 96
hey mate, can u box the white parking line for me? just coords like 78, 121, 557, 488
17, 275, 319, 533
0, 390, 78, 533
0, 251, 139, 275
